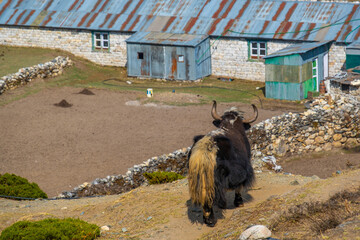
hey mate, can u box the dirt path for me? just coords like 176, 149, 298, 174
0, 171, 316, 239
1, 169, 359, 239
0, 87, 287, 197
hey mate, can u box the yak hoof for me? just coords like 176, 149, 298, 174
203, 215, 217, 227
218, 200, 227, 209
234, 195, 244, 208
203, 209, 217, 227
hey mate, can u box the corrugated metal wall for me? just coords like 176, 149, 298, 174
346, 55, 360, 72
126, 38, 211, 80
265, 64, 301, 83
265, 77, 314, 100
127, 44, 151, 77
346, 41, 360, 72
195, 39, 211, 79
264, 54, 302, 66
266, 81, 302, 100
265, 55, 320, 100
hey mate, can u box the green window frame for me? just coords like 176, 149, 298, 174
312, 58, 318, 91
248, 41, 267, 61
92, 32, 110, 52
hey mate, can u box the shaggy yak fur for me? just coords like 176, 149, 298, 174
188, 101, 257, 227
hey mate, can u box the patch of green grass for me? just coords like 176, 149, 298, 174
0, 45, 282, 106
0, 218, 100, 240
0, 46, 63, 77
143, 171, 185, 185
99, 78, 263, 103
0, 173, 47, 199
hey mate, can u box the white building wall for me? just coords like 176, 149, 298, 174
210, 38, 293, 82
0, 26, 130, 67
328, 43, 346, 76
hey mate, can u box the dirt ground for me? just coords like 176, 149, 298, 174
0, 169, 359, 239
0, 86, 288, 197
1, 86, 360, 239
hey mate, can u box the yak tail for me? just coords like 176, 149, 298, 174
188, 136, 218, 207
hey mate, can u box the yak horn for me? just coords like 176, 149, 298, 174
211, 100, 222, 121
243, 104, 258, 124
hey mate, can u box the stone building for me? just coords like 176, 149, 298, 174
0, 0, 359, 82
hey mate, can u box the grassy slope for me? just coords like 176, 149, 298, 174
0, 46, 63, 76
0, 45, 266, 106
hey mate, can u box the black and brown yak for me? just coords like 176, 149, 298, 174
188, 100, 258, 227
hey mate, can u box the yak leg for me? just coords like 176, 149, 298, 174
203, 203, 216, 227
217, 188, 227, 209
234, 187, 244, 207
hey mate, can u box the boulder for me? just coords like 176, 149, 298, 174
239, 225, 272, 240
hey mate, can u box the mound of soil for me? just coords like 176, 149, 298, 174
78, 88, 95, 95
54, 99, 72, 108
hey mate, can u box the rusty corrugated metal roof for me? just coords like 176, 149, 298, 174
347, 39, 360, 49
126, 31, 208, 47
264, 40, 333, 58
0, 0, 360, 43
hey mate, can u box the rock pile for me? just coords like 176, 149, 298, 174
60, 91, 360, 199
249, 92, 360, 163
0, 56, 72, 94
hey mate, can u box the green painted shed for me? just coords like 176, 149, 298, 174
264, 41, 333, 100
346, 40, 360, 73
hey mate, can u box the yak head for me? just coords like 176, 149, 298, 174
211, 100, 258, 131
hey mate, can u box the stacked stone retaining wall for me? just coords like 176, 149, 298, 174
0, 56, 72, 94
59, 147, 190, 198
248, 92, 360, 162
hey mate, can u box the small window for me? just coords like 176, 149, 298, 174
93, 32, 109, 51
249, 41, 267, 60
137, 52, 144, 60
178, 55, 184, 62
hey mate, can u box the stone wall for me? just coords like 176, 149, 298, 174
329, 43, 347, 76
248, 92, 360, 163
0, 56, 72, 94
0, 26, 130, 67
210, 38, 294, 82
59, 147, 190, 198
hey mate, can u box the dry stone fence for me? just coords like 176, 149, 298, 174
0, 56, 72, 94
61, 90, 360, 198
249, 91, 360, 161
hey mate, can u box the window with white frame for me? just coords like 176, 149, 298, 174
178, 55, 184, 62
249, 41, 266, 60
93, 32, 109, 51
